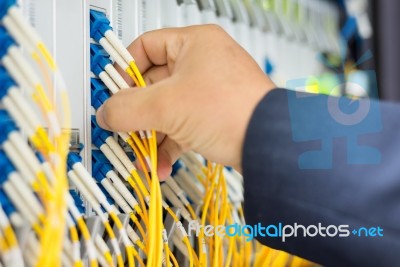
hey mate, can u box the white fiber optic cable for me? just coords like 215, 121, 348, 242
98, 71, 120, 94
171, 232, 189, 259
180, 156, 204, 180
66, 195, 98, 265
69, 168, 135, 252
66, 214, 82, 266
8, 172, 44, 218
23, 238, 38, 267
98, 38, 129, 72
98, 143, 131, 180
70, 165, 111, 211
0, 230, 14, 267
104, 64, 130, 89
94, 250, 109, 267
101, 179, 132, 214
2, 15, 36, 55
67, 171, 123, 261
94, 235, 112, 264
161, 183, 191, 221
165, 177, 191, 206
8, 87, 42, 130
104, 137, 136, 172
1, 56, 32, 94
105, 170, 139, 210
2, 183, 37, 227
8, 132, 42, 173
8, 46, 41, 87
0, 207, 24, 267
1, 96, 36, 138
6, 6, 42, 46
172, 173, 201, 206
7, 212, 23, 229
104, 31, 134, 64
67, 171, 108, 223
69, 164, 139, 265
2, 141, 35, 186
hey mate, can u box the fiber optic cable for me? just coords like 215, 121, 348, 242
67, 194, 99, 267
68, 155, 143, 267
93, 166, 146, 252
90, 37, 148, 143
1, 3, 71, 266
94, 234, 114, 267
0, 67, 53, 153
91, 127, 149, 225
67, 169, 125, 267
0, 206, 24, 267
66, 213, 84, 267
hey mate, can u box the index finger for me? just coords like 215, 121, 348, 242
126, 27, 185, 75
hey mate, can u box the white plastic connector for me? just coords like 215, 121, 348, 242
2, 96, 35, 138
8, 46, 41, 87
104, 30, 134, 63
104, 64, 130, 89
2, 15, 36, 54
8, 172, 44, 217
106, 170, 139, 209
101, 179, 132, 214
67, 170, 108, 223
99, 143, 131, 180
99, 38, 129, 71
7, 6, 42, 45
165, 177, 190, 206
2, 141, 35, 185
161, 183, 191, 221
8, 87, 42, 130
2, 182, 36, 225
98, 71, 120, 94
1, 55, 32, 94
105, 136, 136, 172
8, 131, 42, 174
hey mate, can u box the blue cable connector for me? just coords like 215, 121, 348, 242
89, 9, 112, 42
67, 152, 82, 171
91, 78, 110, 110
0, 66, 16, 100
0, 189, 17, 218
91, 115, 112, 148
90, 43, 112, 77
0, 110, 17, 144
171, 161, 183, 177
69, 190, 86, 214
0, 0, 16, 20
0, 151, 15, 184
92, 150, 113, 183
0, 26, 15, 59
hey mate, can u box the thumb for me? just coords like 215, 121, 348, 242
96, 79, 173, 133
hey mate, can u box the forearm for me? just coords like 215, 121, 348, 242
242, 89, 400, 266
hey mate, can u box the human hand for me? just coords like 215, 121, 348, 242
96, 25, 275, 179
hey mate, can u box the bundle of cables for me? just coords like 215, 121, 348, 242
0, 0, 71, 266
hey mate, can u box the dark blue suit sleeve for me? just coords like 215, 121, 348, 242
242, 89, 400, 267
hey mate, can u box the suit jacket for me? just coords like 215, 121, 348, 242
242, 89, 400, 266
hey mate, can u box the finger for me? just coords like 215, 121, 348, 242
126, 27, 185, 74
143, 65, 170, 85
157, 137, 183, 180
96, 78, 175, 133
